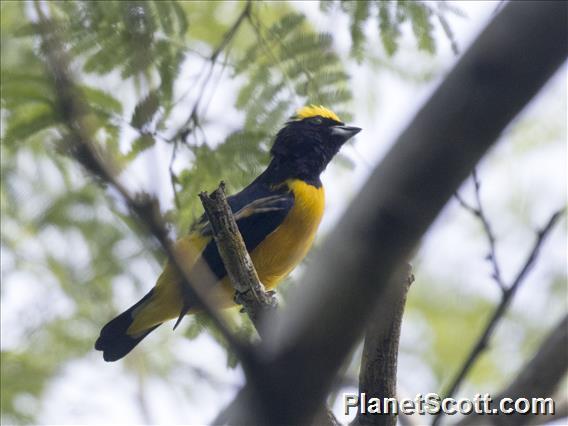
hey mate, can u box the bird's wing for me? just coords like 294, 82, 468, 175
196, 184, 294, 280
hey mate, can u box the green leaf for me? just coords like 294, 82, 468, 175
126, 134, 156, 160
130, 91, 160, 129
378, 1, 400, 56
153, 1, 175, 35
1, 79, 53, 107
4, 104, 59, 144
349, 0, 370, 62
170, 0, 189, 35
266, 12, 306, 41
156, 41, 186, 106
403, 2, 436, 54
13, 22, 43, 38
83, 37, 129, 75
233, 8, 352, 144
81, 86, 123, 115
320, 0, 457, 59
236, 66, 271, 109
120, 48, 155, 79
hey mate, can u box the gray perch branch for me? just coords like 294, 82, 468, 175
199, 182, 277, 338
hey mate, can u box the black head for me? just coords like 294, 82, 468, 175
269, 106, 361, 184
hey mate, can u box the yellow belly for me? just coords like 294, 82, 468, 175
249, 179, 325, 288
128, 179, 324, 334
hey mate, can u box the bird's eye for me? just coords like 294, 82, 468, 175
311, 117, 323, 125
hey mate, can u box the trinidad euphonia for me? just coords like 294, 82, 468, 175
95, 105, 361, 361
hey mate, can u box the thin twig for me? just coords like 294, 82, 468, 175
434, 208, 565, 425
253, 13, 316, 97
472, 170, 506, 291
169, 139, 181, 209
170, 1, 251, 145
200, 39, 235, 121
431, 2, 461, 56
246, 12, 300, 105
455, 170, 507, 291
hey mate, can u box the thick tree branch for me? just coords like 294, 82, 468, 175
199, 182, 277, 338
219, 2, 568, 424
458, 314, 568, 426
437, 207, 565, 417
354, 266, 415, 426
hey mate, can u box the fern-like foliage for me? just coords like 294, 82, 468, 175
38, 2, 188, 84
2, 3, 192, 206
323, 0, 462, 60
1, 67, 123, 159
235, 12, 353, 134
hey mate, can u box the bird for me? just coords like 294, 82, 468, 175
95, 105, 361, 361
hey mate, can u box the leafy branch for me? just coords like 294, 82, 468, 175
323, 0, 463, 60
34, 2, 256, 370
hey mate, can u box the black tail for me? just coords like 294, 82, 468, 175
95, 290, 160, 362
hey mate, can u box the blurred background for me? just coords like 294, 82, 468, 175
1, 1, 566, 424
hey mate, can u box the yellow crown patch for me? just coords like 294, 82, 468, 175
295, 105, 341, 123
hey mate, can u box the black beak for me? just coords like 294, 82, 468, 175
331, 125, 362, 142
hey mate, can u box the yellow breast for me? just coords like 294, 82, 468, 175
248, 179, 325, 288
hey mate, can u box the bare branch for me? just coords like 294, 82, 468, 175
458, 314, 568, 426
437, 208, 565, 423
